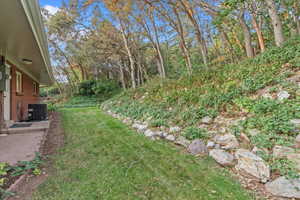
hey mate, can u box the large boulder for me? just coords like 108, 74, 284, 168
188, 139, 208, 155
266, 176, 300, 198
175, 136, 190, 147
214, 134, 239, 150
209, 149, 235, 167
235, 149, 270, 183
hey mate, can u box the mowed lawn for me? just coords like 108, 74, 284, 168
33, 108, 253, 200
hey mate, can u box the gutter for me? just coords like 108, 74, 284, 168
19, 0, 54, 85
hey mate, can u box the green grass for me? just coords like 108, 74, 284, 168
33, 108, 252, 200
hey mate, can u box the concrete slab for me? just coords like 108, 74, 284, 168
0, 131, 45, 165
2, 120, 50, 135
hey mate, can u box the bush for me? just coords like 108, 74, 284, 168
47, 87, 60, 96
39, 88, 48, 97
77, 79, 120, 98
78, 80, 97, 96
92, 80, 120, 96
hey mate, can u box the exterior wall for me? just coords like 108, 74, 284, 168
9, 62, 40, 121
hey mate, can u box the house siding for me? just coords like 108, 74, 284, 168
10, 63, 40, 121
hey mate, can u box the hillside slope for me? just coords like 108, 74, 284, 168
102, 37, 300, 198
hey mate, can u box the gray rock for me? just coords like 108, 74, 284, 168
219, 127, 227, 133
206, 141, 215, 149
198, 124, 209, 129
160, 132, 169, 138
240, 133, 250, 143
188, 139, 208, 155
201, 116, 213, 124
262, 93, 273, 99
144, 129, 155, 137
165, 135, 176, 142
152, 131, 162, 137
122, 118, 132, 125
132, 123, 148, 132
175, 136, 190, 147
132, 123, 140, 129
277, 90, 290, 101
273, 145, 295, 158
247, 129, 260, 137
214, 134, 239, 150
296, 134, 300, 148
209, 149, 235, 166
266, 176, 300, 198
235, 149, 270, 183
169, 126, 181, 133
291, 119, 300, 128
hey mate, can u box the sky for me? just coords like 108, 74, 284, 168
39, 0, 62, 15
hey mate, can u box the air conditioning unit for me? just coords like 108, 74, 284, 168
28, 104, 48, 121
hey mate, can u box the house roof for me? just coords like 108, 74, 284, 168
0, 0, 53, 85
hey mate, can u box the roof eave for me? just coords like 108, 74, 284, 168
20, 0, 54, 85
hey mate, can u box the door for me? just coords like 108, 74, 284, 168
3, 63, 10, 121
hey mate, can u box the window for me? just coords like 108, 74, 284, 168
16, 71, 22, 93
33, 82, 37, 95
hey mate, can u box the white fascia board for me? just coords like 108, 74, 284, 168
20, 0, 54, 85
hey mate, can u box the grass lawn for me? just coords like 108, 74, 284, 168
33, 108, 253, 200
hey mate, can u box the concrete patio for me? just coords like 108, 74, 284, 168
0, 121, 50, 165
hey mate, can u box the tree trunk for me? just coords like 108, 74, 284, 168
179, 0, 208, 66
173, 7, 193, 75
251, 16, 266, 52
150, 12, 166, 78
119, 64, 126, 89
119, 19, 136, 89
265, 0, 285, 46
239, 11, 254, 58
219, 28, 235, 62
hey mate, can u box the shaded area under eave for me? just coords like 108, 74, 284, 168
0, 0, 53, 85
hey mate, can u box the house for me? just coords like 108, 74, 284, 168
0, 0, 53, 127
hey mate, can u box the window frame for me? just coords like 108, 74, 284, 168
33, 82, 37, 95
16, 71, 22, 94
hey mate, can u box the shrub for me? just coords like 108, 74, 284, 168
92, 80, 120, 96
48, 87, 60, 96
77, 79, 120, 98
78, 80, 96, 96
